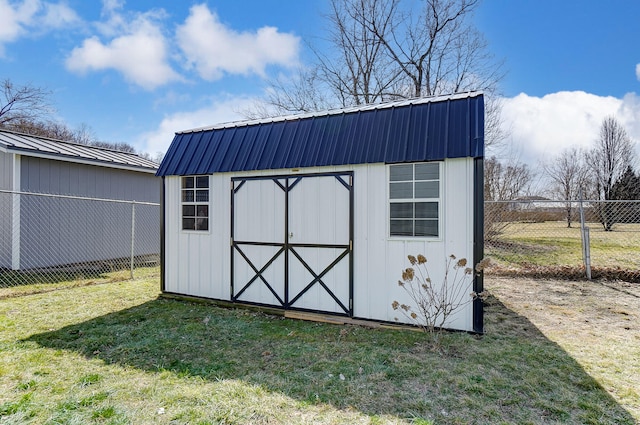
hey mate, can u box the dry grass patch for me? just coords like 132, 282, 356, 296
488, 276, 640, 420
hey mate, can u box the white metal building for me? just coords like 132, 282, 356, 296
157, 92, 485, 332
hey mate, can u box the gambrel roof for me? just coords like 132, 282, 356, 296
157, 91, 484, 177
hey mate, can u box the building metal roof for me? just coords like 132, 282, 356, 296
157, 91, 484, 177
0, 129, 158, 173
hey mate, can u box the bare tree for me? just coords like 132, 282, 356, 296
252, 0, 505, 147
0, 77, 144, 156
72, 122, 98, 145
318, 0, 399, 105
7, 119, 76, 141
6, 118, 138, 152
0, 79, 53, 126
364, 0, 500, 98
587, 116, 635, 201
484, 156, 532, 201
484, 156, 533, 239
243, 67, 332, 118
91, 140, 137, 153
586, 116, 635, 230
543, 147, 588, 227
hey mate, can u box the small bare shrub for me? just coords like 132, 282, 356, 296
392, 254, 488, 339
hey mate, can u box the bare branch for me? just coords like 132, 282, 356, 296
255, 0, 504, 147
0, 79, 54, 126
484, 156, 533, 201
586, 116, 635, 201
543, 147, 589, 227
585, 116, 636, 231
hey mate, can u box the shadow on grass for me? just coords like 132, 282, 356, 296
26, 295, 636, 424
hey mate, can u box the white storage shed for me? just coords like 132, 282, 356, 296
157, 92, 485, 332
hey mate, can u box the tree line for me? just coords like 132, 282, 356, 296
486, 116, 639, 231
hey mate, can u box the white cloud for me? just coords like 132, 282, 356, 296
66, 16, 180, 90
95, 0, 138, 37
0, 2, 24, 45
101, 0, 124, 15
40, 2, 81, 29
176, 4, 300, 81
0, 0, 42, 54
0, 1, 80, 50
140, 96, 258, 155
636, 63, 640, 81
498, 91, 640, 166
141, 90, 640, 167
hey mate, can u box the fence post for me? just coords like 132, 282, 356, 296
579, 195, 592, 280
10, 190, 21, 270
130, 201, 136, 279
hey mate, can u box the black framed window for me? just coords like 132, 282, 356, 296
182, 176, 209, 231
389, 162, 440, 237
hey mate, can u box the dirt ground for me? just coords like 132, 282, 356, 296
487, 276, 640, 335
486, 276, 640, 419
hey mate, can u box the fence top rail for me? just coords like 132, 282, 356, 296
486, 199, 640, 205
0, 189, 160, 206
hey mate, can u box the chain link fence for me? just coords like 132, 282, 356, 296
485, 200, 640, 282
2, 191, 638, 289
1, 190, 160, 290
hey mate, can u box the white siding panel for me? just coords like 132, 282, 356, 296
163, 177, 181, 294
163, 159, 477, 332
442, 157, 475, 331
351, 159, 475, 332
164, 175, 230, 300
352, 164, 386, 322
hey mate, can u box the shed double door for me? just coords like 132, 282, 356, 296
231, 172, 353, 316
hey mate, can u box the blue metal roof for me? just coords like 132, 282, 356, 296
157, 92, 484, 177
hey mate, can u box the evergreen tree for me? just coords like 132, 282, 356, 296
610, 165, 640, 223
611, 166, 640, 200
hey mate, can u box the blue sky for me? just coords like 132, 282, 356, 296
476, 0, 640, 99
1, 0, 639, 166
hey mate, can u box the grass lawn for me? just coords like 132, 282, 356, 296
486, 221, 640, 277
1, 272, 638, 424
